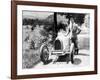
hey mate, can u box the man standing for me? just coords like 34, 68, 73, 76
69, 18, 81, 55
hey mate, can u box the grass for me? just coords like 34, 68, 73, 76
22, 49, 41, 69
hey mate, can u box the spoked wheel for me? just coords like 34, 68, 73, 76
40, 45, 49, 64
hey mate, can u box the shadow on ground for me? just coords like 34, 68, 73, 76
73, 58, 81, 65
77, 53, 89, 56
56, 54, 82, 65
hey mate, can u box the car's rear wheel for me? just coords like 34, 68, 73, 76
40, 45, 49, 64
71, 52, 74, 64
70, 44, 75, 64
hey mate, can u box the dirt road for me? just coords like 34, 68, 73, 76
33, 49, 90, 69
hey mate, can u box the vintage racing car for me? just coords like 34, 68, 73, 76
40, 30, 77, 64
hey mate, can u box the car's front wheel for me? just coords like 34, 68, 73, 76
40, 45, 49, 64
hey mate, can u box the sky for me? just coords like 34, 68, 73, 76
23, 11, 53, 19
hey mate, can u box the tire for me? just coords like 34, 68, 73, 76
71, 52, 74, 64
65, 54, 70, 64
71, 45, 75, 64
40, 45, 49, 64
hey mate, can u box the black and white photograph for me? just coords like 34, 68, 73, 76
22, 11, 90, 69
